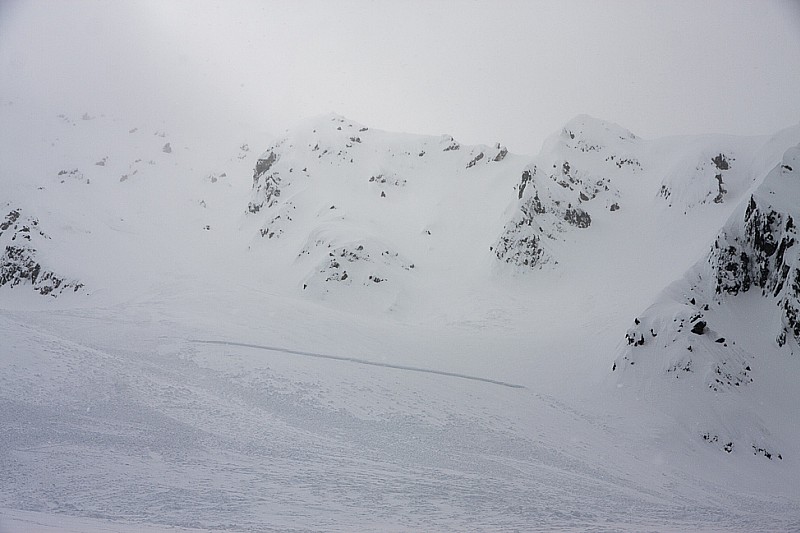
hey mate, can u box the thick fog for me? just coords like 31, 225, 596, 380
2, 0, 800, 153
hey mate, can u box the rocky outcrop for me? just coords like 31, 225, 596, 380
0, 209, 84, 296
707, 146, 800, 346
299, 235, 415, 293
248, 149, 282, 214
616, 300, 753, 392
495, 116, 635, 268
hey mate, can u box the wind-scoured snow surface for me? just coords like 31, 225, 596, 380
2, 98, 800, 532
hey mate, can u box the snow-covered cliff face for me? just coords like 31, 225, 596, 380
494, 115, 639, 267
612, 145, 800, 462
709, 146, 800, 347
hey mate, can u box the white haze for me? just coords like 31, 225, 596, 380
2, 0, 800, 154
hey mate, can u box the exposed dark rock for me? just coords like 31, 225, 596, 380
752, 445, 782, 460
466, 152, 484, 169
494, 228, 544, 268
442, 136, 460, 151
0, 209, 86, 297
564, 207, 591, 228
708, 187, 799, 345
0, 245, 84, 296
0, 210, 20, 232
248, 151, 283, 214
254, 152, 278, 177
712, 153, 730, 171
518, 169, 533, 200
713, 173, 726, 204
691, 320, 707, 335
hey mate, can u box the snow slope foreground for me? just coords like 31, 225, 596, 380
2, 99, 800, 531
2, 292, 800, 533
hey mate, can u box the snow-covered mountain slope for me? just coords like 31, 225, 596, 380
613, 144, 800, 462
4, 102, 794, 320
3, 98, 800, 531
242, 113, 799, 322
0, 98, 271, 303
494, 117, 800, 271
244, 113, 525, 314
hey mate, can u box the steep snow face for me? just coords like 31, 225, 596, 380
613, 145, 800, 463
494, 115, 641, 268
652, 126, 800, 212
245, 114, 523, 312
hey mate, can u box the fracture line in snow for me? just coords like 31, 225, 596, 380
189, 339, 526, 389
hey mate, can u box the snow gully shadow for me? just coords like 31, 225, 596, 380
189, 339, 526, 389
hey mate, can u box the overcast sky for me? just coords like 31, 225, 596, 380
2, 0, 799, 154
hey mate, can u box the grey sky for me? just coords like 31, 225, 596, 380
2, 0, 799, 153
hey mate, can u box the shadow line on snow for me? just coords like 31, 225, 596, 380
189, 339, 526, 389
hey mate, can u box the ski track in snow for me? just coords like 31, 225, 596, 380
188, 339, 526, 389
